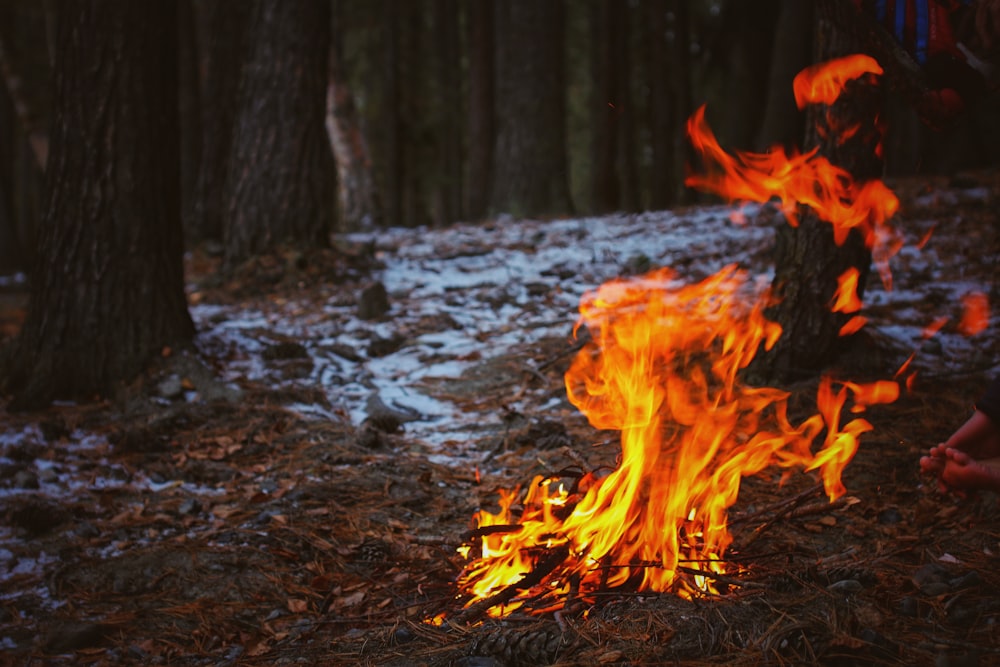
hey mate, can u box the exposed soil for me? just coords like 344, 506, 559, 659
1, 172, 999, 666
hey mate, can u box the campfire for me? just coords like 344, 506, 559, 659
453, 56, 903, 619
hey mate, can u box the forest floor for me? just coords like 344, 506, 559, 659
1, 170, 999, 666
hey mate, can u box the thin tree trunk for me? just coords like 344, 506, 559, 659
178, 0, 200, 245
223, 0, 334, 266
327, 0, 381, 232
432, 0, 461, 226
382, 2, 402, 226
670, 0, 694, 204
190, 0, 248, 243
617, 5, 638, 212
465, 0, 494, 221
755, 0, 814, 150
3, 0, 193, 409
645, 0, 673, 210
591, 0, 620, 213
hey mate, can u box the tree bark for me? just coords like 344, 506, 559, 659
489, 0, 572, 218
177, 0, 201, 245
3, 0, 194, 409
755, 0, 814, 150
327, 0, 381, 232
645, 0, 674, 210
432, 0, 462, 226
190, 0, 248, 244
753, 0, 880, 383
223, 0, 335, 267
590, 0, 621, 213
465, 0, 494, 221
670, 0, 694, 204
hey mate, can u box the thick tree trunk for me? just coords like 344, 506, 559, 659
3, 0, 194, 409
465, 0, 494, 221
223, 0, 334, 267
189, 0, 248, 243
489, 0, 572, 218
754, 0, 880, 383
327, 0, 381, 232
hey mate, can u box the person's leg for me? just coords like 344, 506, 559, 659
920, 410, 1000, 492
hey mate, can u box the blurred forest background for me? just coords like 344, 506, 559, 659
1, 0, 998, 278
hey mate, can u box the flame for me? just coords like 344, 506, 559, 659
958, 292, 989, 336
792, 54, 883, 109
454, 55, 901, 618
684, 57, 900, 289
457, 267, 887, 615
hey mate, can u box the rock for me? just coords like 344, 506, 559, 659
920, 582, 951, 597
898, 596, 919, 617
358, 281, 390, 320
157, 375, 184, 400
262, 341, 309, 361
947, 571, 982, 590
178, 498, 202, 516
38, 467, 59, 484
14, 469, 39, 489
367, 333, 406, 358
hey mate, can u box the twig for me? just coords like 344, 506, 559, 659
454, 544, 571, 624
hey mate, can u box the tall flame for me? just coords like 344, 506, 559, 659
455, 55, 901, 618
458, 268, 892, 615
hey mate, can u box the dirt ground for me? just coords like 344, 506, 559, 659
2, 174, 1000, 666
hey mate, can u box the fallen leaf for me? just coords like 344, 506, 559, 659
287, 598, 309, 613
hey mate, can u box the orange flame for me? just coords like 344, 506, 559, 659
455, 55, 901, 619
792, 54, 883, 109
457, 267, 887, 615
684, 55, 900, 289
958, 292, 990, 336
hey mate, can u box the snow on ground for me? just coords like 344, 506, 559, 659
190, 196, 997, 462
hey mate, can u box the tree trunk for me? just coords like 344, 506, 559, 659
590, 0, 621, 213
616, 5, 639, 212
753, 0, 880, 383
715, 0, 780, 149
465, 0, 494, 221
190, 0, 248, 244
645, 0, 674, 210
3, 0, 194, 409
489, 0, 572, 218
382, 1, 403, 227
755, 0, 813, 150
432, 0, 462, 226
177, 0, 201, 245
670, 0, 694, 204
223, 0, 334, 267
327, 0, 381, 232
